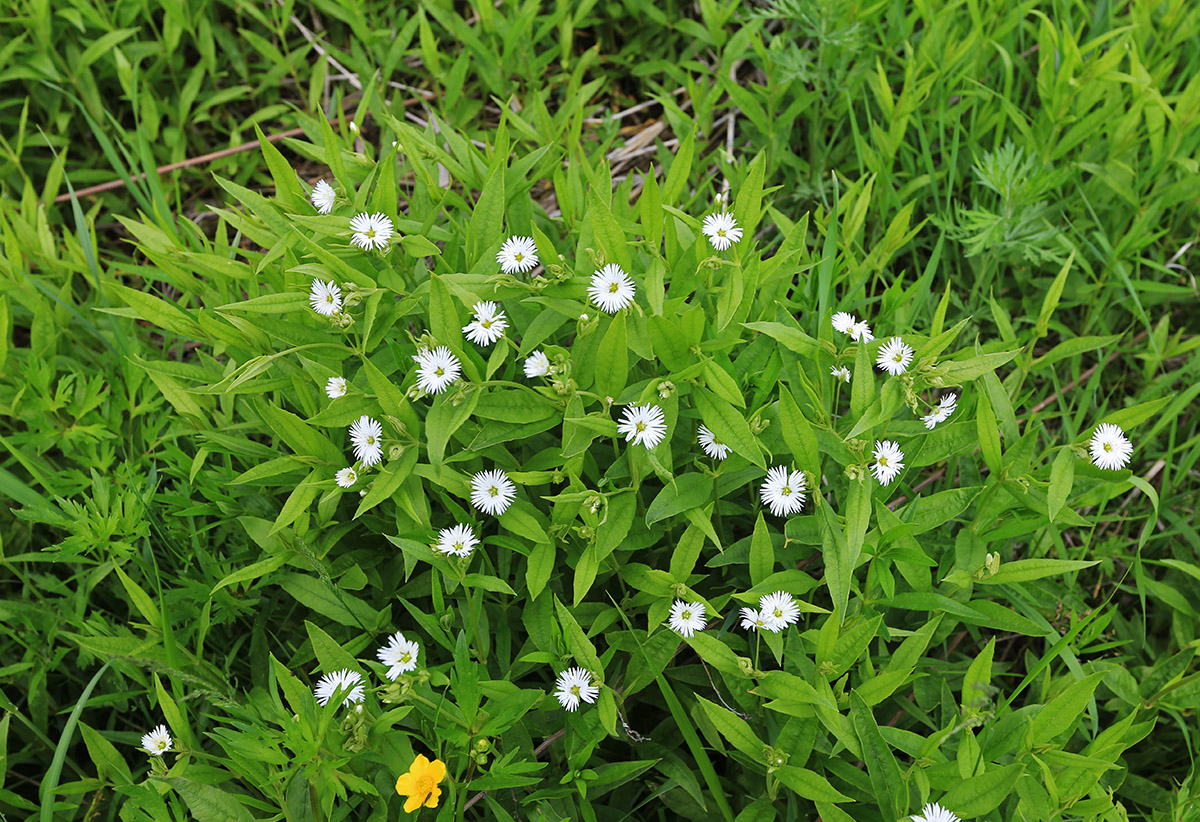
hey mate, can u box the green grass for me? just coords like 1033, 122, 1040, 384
2, 1, 1199, 820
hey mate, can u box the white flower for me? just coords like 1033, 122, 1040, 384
310, 180, 336, 214
335, 467, 358, 488
524, 351, 551, 378
470, 469, 516, 516
325, 376, 347, 399
911, 803, 960, 822
760, 466, 806, 517
876, 336, 914, 376
668, 600, 707, 638
759, 591, 800, 632
435, 523, 479, 557
871, 440, 905, 485
1090, 423, 1133, 470
349, 415, 384, 467
697, 424, 730, 460
739, 607, 768, 632
463, 301, 508, 346
848, 320, 874, 343
413, 346, 462, 394
349, 120, 359, 134
618, 404, 668, 449
309, 279, 342, 316
702, 211, 743, 250
376, 632, 421, 680
349, 212, 394, 251
922, 393, 958, 430
313, 668, 365, 707
830, 365, 851, 383
588, 264, 636, 313
498, 235, 539, 274
140, 725, 172, 756
553, 667, 599, 712
832, 312, 857, 334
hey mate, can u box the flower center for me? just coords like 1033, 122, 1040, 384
413, 774, 435, 802
488, 487, 498, 497
400, 651, 412, 663
435, 367, 444, 376
453, 542, 463, 551
366, 435, 376, 445
878, 457, 888, 466
366, 229, 376, 238
1104, 443, 1112, 452
636, 422, 646, 432
570, 685, 581, 696
893, 353, 903, 362
681, 610, 692, 620
514, 252, 524, 261
717, 229, 726, 236
324, 294, 334, 303
608, 283, 619, 293
781, 485, 791, 495
773, 608, 783, 618
481, 319, 493, 328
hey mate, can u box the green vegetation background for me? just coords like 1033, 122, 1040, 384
1, 0, 1198, 820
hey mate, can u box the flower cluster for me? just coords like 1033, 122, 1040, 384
740, 591, 801, 633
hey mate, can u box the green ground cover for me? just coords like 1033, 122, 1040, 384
1, 1, 1199, 820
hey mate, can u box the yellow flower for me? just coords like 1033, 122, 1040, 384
395, 754, 446, 813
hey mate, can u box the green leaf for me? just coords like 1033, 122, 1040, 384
844, 478, 872, 566
1048, 448, 1075, 522
741, 321, 820, 359
976, 390, 1002, 474
962, 637, 995, 713
749, 513, 773, 585
942, 349, 1021, 382
733, 152, 766, 236
662, 129, 694, 203
692, 387, 763, 467
526, 542, 554, 599
589, 184, 630, 270
778, 387, 820, 479
594, 314, 629, 400
850, 338, 874, 419
849, 691, 906, 819
938, 764, 1024, 817
776, 766, 852, 803
469, 163, 505, 263
354, 449, 417, 517
977, 558, 1099, 585
686, 633, 745, 678
697, 696, 761, 760
646, 473, 713, 525
554, 597, 602, 673
158, 778, 254, 822
1031, 673, 1104, 743
279, 573, 378, 629
428, 274, 463, 349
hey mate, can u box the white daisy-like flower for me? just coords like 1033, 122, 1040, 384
335, 467, 358, 488
668, 600, 707, 638
830, 365, 851, 383
412, 346, 462, 394
848, 320, 874, 343
740, 607, 768, 632
524, 351, 551, 378
497, 235, 539, 274
871, 440, 905, 485
140, 724, 172, 756
617, 404, 668, 449
463, 301, 508, 346
697, 424, 731, 460
553, 667, 600, 712
349, 212, 394, 251
435, 523, 479, 557
1090, 423, 1133, 470
922, 394, 958, 430
876, 336, 914, 376
325, 376, 347, 398
310, 180, 336, 214
911, 802, 960, 822
759, 466, 807, 517
759, 591, 801, 632
349, 415, 384, 467
702, 211, 743, 250
470, 469, 516, 516
588, 264, 636, 313
376, 632, 421, 680
832, 312, 857, 334
313, 669, 365, 707
309, 279, 342, 316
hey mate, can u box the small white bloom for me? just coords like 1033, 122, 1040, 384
140, 725, 172, 756
435, 523, 479, 557
588, 264, 636, 313
310, 180, 336, 214
349, 120, 359, 134
702, 211, 743, 250
497, 235, 539, 274
335, 467, 358, 488
325, 376, 347, 399
313, 669, 365, 707
759, 591, 801, 632
349, 212, 394, 251
911, 802, 960, 822
876, 336, 914, 376
830, 365, 851, 383
413, 346, 462, 394
760, 466, 806, 517
922, 393, 958, 430
871, 440, 905, 485
524, 350, 551, 378
740, 607, 768, 632
463, 301, 508, 346
618, 404, 668, 449
349, 415, 384, 467
1090, 423, 1133, 470
832, 312, 857, 334
470, 469, 516, 516
553, 667, 599, 712
309, 279, 342, 316
697, 424, 731, 460
579, 313, 589, 321
668, 600, 707, 638
848, 320, 874, 343
376, 632, 421, 680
